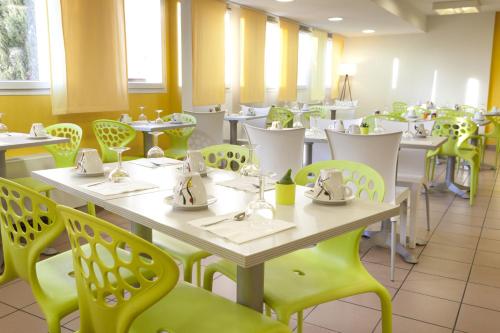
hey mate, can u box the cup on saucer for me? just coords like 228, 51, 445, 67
414, 123, 428, 137
313, 169, 353, 201
346, 124, 361, 134
75, 149, 104, 175
172, 113, 182, 123
186, 150, 207, 175
406, 107, 417, 118
29, 123, 48, 138
173, 169, 207, 207
118, 114, 132, 123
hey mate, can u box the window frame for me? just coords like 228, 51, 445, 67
297, 30, 312, 90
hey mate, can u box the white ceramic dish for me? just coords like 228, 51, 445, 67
27, 135, 50, 140
165, 195, 217, 210
304, 190, 355, 205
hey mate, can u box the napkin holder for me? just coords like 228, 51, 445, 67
275, 183, 296, 205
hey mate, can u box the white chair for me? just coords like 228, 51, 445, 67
326, 130, 410, 280
185, 110, 225, 149
244, 124, 305, 176
315, 118, 363, 131
379, 119, 436, 246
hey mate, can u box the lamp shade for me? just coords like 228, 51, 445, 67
339, 63, 357, 76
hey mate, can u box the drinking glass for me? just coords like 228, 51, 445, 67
138, 106, 147, 122
154, 110, 164, 124
147, 132, 165, 158
108, 147, 130, 183
246, 173, 275, 221
0, 113, 9, 134
240, 144, 260, 177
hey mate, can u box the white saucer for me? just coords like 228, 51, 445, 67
73, 170, 105, 177
169, 121, 184, 125
165, 195, 217, 210
304, 190, 355, 205
27, 135, 50, 140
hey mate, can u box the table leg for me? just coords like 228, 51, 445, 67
237, 264, 264, 312
229, 120, 238, 145
131, 222, 152, 242
330, 109, 337, 120
408, 184, 419, 249
0, 151, 4, 272
304, 142, 314, 166
143, 133, 153, 157
445, 157, 470, 198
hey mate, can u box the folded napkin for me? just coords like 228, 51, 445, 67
189, 214, 295, 244
128, 157, 182, 168
81, 180, 158, 196
216, 176, 275, 193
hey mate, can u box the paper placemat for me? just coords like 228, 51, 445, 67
216, 176, 275, 193
81, 180, 158, 196
189, 214, 295, 244
128, 157, 183, 168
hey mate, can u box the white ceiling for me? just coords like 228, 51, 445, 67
230, 0, 499, 37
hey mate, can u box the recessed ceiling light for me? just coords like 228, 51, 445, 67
362, 29, 375, 34
276, 0, 294, 2
328, 17, 343, 22
433, 0, 480, 15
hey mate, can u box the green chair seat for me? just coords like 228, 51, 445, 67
12, 177, 53, 195
164, 148, 189, 160
131, 281, 290, 333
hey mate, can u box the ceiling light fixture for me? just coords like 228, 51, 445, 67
328, 17, 343, 22
362, 29, 375, 34
432, 0, 480, 15
276, 0, 295, 2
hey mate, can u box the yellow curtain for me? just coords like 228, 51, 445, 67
331, 34, 345, 99
310, 29, 327, 101
278, 19, 299, 102
47, 0, 129, 115
191, 0, 226, 106
240, 7, 266, 104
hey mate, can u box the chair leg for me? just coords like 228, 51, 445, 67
202, 265, 217, 291
376, 287, 393, 333
390, 219, 396, 282
87, 202, 96, 216
46, 315, 62, 333
297, 311, 304, 333
265, 304, 272, 317
196, 260, 202, 287
183, 260, 193, 284
423, 184, 431, 231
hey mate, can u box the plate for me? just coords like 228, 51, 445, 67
165, 195, 217, 211
27, 135, 50, 140
73, 170, 105, 177
304, 190, 355, 205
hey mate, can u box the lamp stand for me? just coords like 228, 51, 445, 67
339, 74, 352, 101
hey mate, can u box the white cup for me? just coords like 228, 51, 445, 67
414, 123, 428, 137
173, 171, 207, 206
474, 111, 485, 121
29, 123, 47, 138
406, 108, 417, 118
119, 114, 132, 123
346, 124, 361, 134
334, 120, 345, 132
269, 121, 282, 130
313, 169, 353, 201
75, 149, 104, 175
187, 150, 206, 174
172, 113, 182, 122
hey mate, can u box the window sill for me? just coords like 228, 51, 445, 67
128, 82, 166, 94
0, 88, 50, 96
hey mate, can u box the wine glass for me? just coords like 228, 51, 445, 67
246, 173, 275, 220
240, 144, 260, 177
138, 106, 147, 122
0, 113, 9, 134
108, 147, 130, 183
147, 132, 165, 158
154, 110, 164, 124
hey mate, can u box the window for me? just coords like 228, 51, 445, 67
225, 10, 231, 88
297, 31, 312, 88
264, 20, 280, 89
124, 0, 165, 90
0, 0, 50, 92
324, 38, 332, 88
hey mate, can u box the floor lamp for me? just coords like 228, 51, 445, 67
338, 64, 357, 102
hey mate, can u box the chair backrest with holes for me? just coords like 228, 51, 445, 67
295, 160, 385, 264
266, 107, 294, 128
392, 101, 408, 116
161, 113, 197, 151
436, 108, 469, 118
432, 117, 477, 156
44, 123, 83, 168
185, 111, 224, 149
303, 105, 329, 122
201, 144, 250, 172
57, 205, 179, 333
92, 120, 137, 163
0, 178, 60, 290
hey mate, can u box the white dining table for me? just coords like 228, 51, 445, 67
32, 162, 400, 312
224, 114, 268, 145
129, 121, 196, 156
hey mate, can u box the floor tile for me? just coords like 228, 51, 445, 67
63, 316, 80, 331
474, 250, 500, 269
413, 256, 471, 281
362, 246, 418, 270
422, 243, 475, 263
429, 232, 479, 249
294, 322, 338, 333
373, 314, 452, 333
456, 304, 500, 333
305, 301, 380, 333
440, 213, 484, 227
362, 262, 410, 289
22, 303, 79, 325
0, 280, 36, 308
481, 227, 500, 241
463, 282, 500, 312
341, 287, 397, 310
435, 223, 482, 237
0, 311, 48, 333
477, 237, 500, 254
446, 205, 487, 217
469, 265, 500, 288
484, 217, 500, 229
0, 301, 16, 318
392, 290, 460, 328
401, 271, 466, 302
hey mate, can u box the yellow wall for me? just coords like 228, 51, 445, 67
487, 12, 500, 143
0, 0, 181, 158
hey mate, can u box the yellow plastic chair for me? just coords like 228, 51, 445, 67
161, 113, 197, 160
57, 205, 291, 333
204, 160, 392, 333
92, 120, 141, 163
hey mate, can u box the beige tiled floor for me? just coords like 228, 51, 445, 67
1, 152, 500, 332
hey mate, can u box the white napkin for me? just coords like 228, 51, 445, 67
81, 180, 158, 196
189, 214, 295, 244
128, 157, 182, 168
216, 176, 275, 193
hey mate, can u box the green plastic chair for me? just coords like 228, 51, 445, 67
57, 205, 291, 333
204, 160, 392, 333
201, 144, 250, 171
161, 113, 197, 160
364, 114, 406, 133
485, 115, 500, 169
13, 123, 83, 196
92, 120, 141, 163
266, 107, 294, 128
302, 105, 330, 123
392, 101, 408, 116
436, 108, 469, 118
426, 117, 480, 205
